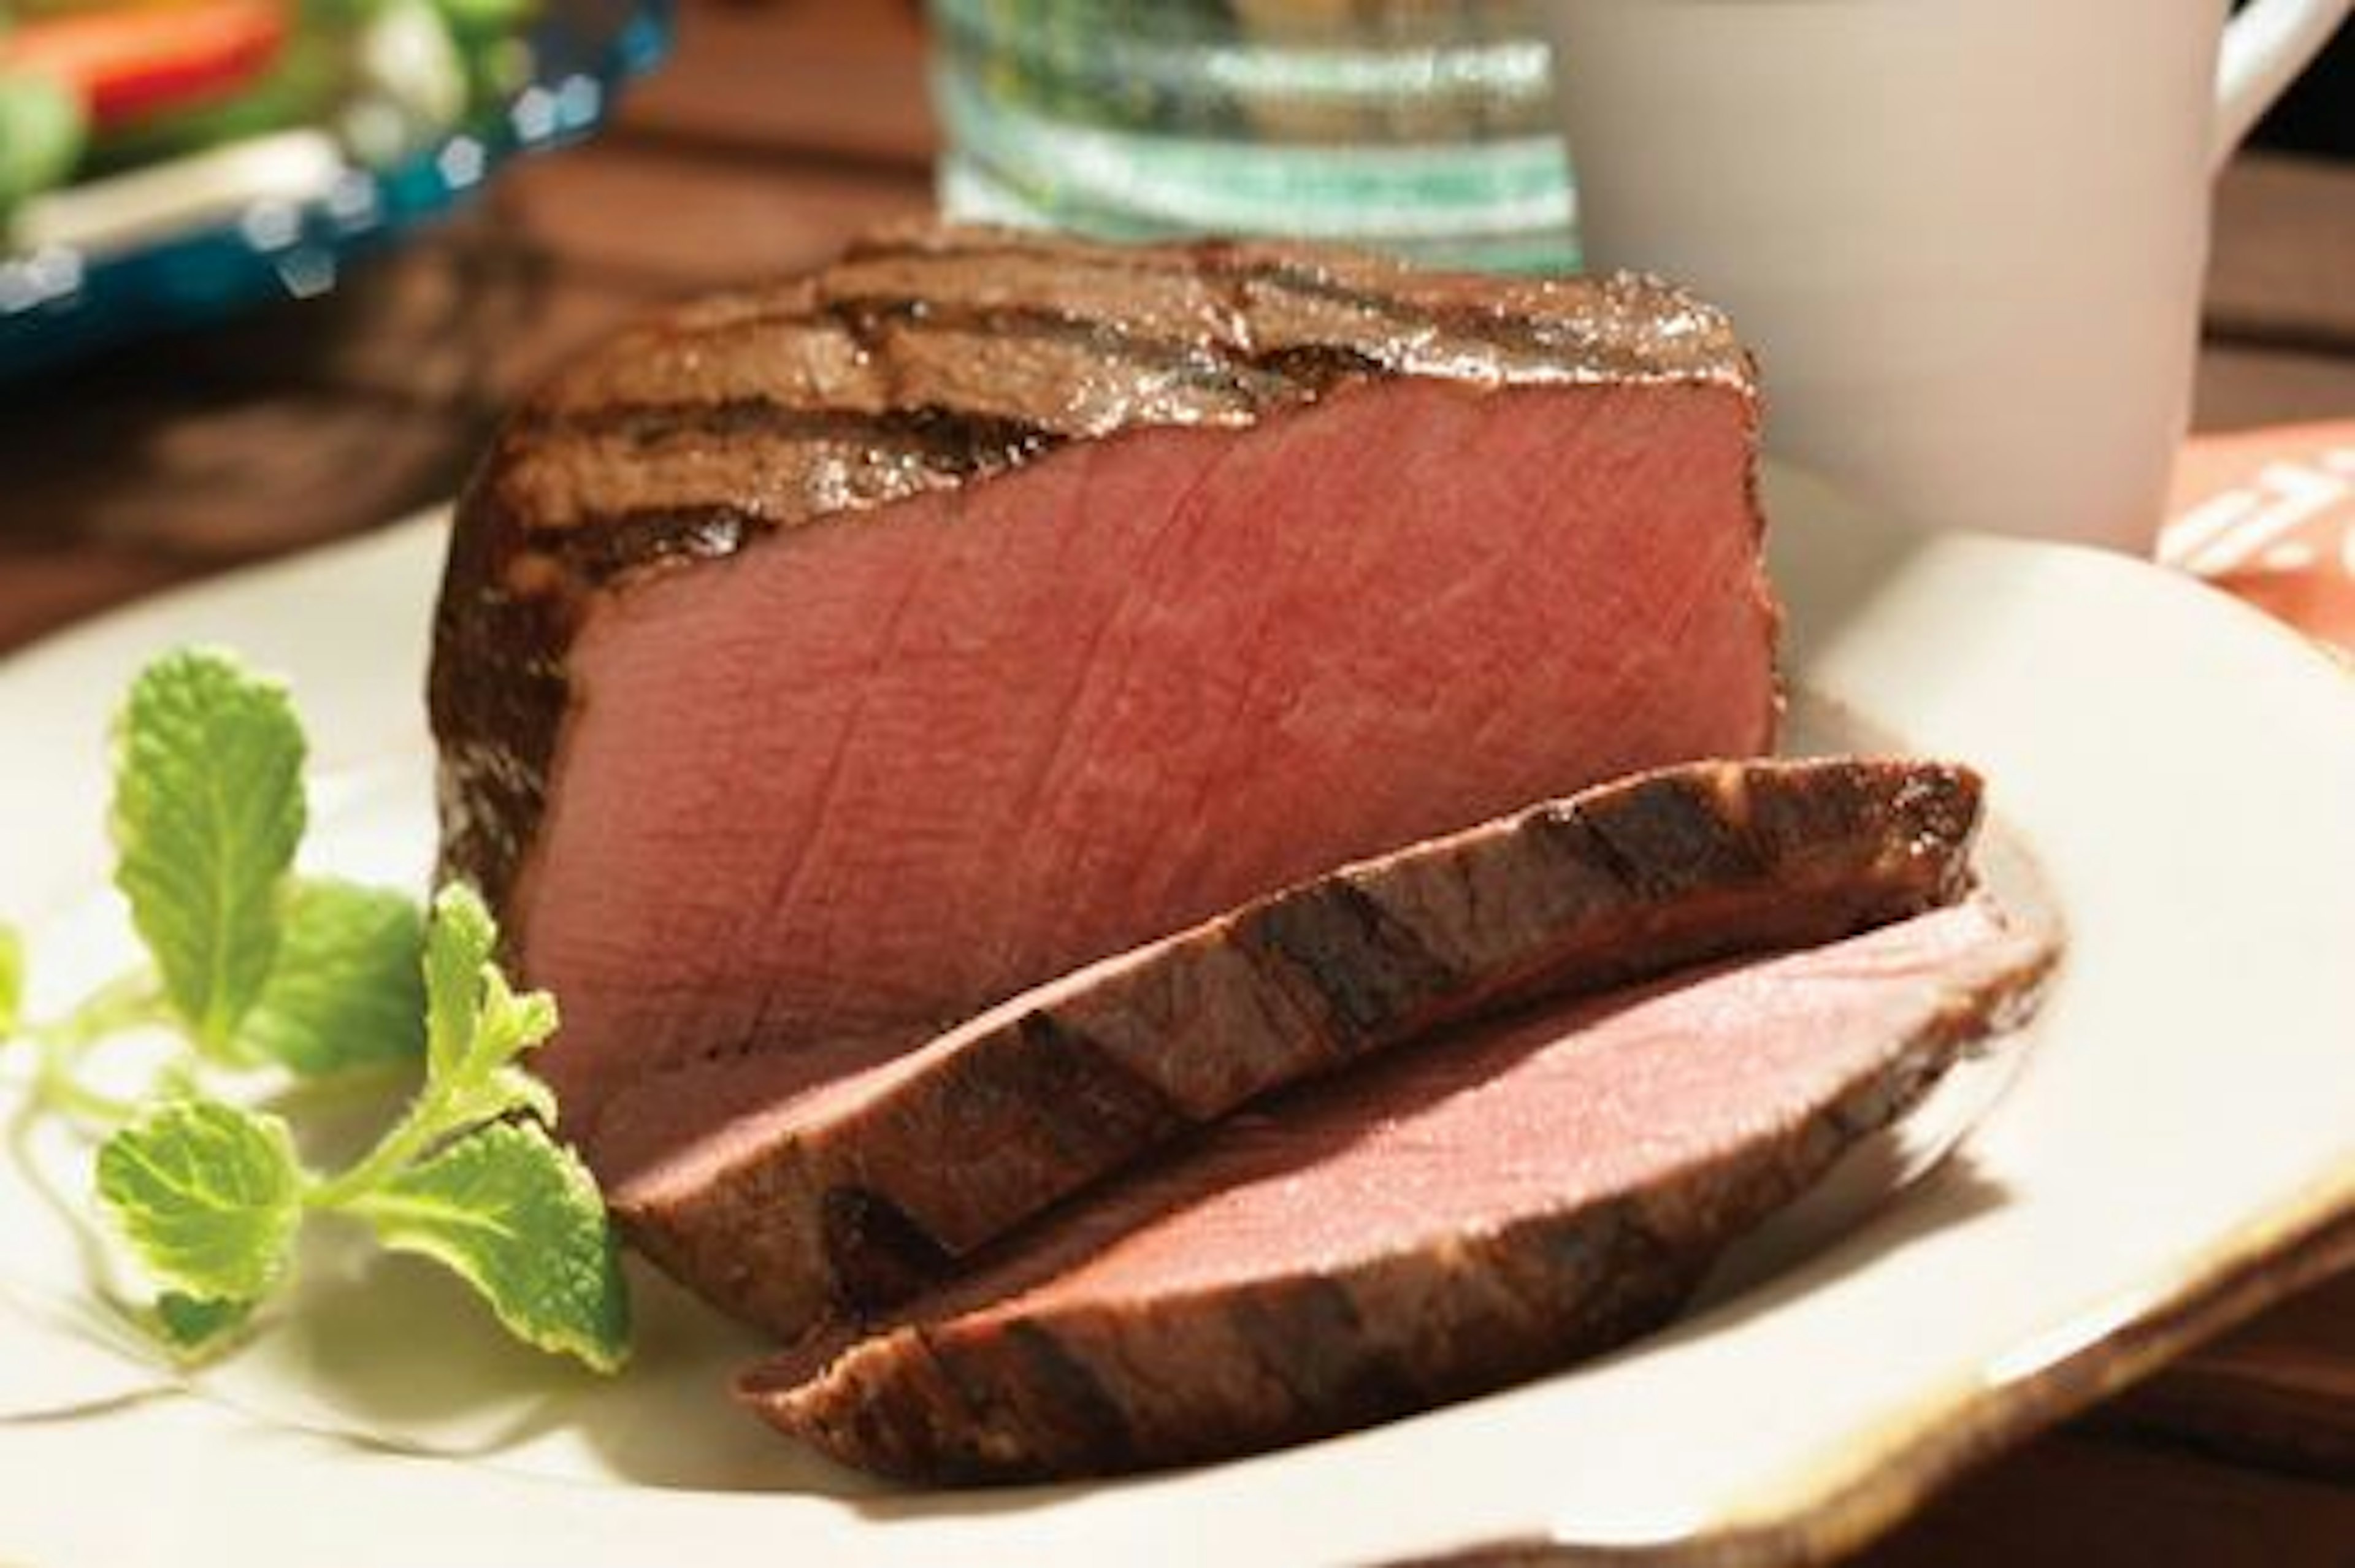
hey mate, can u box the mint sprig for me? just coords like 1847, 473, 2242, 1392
95, 1100, 305, 1304
93, 887, 627, 1371
109, 649, 307, 1057
236, 878, 427, 1078
155, 1291, 258, 1356
4, 648, 629, 1374
354, 1117, 628, 1372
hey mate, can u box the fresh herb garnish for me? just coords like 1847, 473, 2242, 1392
109, 646, 308, 1059
2, 647, 628, 1372
96, 1099, 307, 1311
237, 878, 429, 1079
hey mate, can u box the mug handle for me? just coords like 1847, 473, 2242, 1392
2213, 0, 2353, 169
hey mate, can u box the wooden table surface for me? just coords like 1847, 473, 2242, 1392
2, 2, 2351, 1560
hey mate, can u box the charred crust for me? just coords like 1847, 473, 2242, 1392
429, 225, 1761, 918
745, 912, 2056, 1485
1571, 768, 1768, 897
1247, 342, 1389, 387
821, 1187, 958, 1316
836, 224, 1752, 378
996, 1321, 1141, 1475
628, 760, 1999, 1340
993, 1011, 1193, 1172
822, 296, 1287, 396
1888, 765, 1986, 902
532, 504, 757, 580
518, 400, 1061, 475
428, 464, 575, 917
1236, 880, 1465, 1048
1233, 1274, 1427, 1431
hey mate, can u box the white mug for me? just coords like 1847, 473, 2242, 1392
1549, 0, 2350, 552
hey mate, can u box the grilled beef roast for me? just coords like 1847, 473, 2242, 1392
429, 226, 1778, 1159
741, 897, 2057, 1482
605, 757, 1983, 1337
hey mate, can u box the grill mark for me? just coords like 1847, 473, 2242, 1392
1574, 772, 1769, 897
1557, 797, 1651, 900
1507, 1196, 1717, 1364
1236, 880, 1465, 1050
833, 295, 1307, 407
535, 305, 1352, 432
1234, 1275, 1425, 1423
558, 504, 759, 580
834, 231, 1699, 363
1003, 1010, 1192, 1175
1248, 342, 1390, 384
518, 399, 1060, 464
998, 1321, 1139, 1470
523, 511, 790, 587
821, 1186, 957, 1315
504, 405, 1066, 580
600, 242, 1714, 390
504, 308, 1378, 568
519, 236, 1740, 514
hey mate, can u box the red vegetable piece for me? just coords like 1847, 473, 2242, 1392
1, 0, 289, 130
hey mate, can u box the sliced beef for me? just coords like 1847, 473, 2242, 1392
607, 757, 1983, 1338
429, 225, 1777, 1152
740, 898, 2057, 1483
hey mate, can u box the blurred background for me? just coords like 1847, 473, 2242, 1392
0, 0, 2345, 633
0, 0, 2346, 624
2251, 4, 2355, 155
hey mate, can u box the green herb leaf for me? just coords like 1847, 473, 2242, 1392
432, 1064, 560, 1138
462, 965, 559, 1092
155, 1291, 258, 1356
96, 1100, 305, 1304
423, 882, 497, 1082
110, 649, 307, 1055
416, 884, 556, 1126
236, 878, 426, 1077
0, 922, 22, 1039
37, 647, 632, 1374
307, 889, 563, 1203
353, 1119, 629, 1372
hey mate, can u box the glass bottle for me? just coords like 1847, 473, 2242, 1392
929, 0, 1576, 273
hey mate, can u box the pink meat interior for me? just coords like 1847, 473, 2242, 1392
932, 898, 2037, 1323
520, 377, 1775, 1141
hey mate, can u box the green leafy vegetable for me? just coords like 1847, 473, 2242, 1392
322, 882, 561, 1186
421, 873, 494, 1082
0, 69, 86, 218
355, 1119, 628, 1372
19, 647, 629, 1376
155, 1291, 258, 1356
85, 882, 622, 1371
318, 889, 615, 1364
402, 884, 556, 1130
109, 648, 307, 1055
95, 1100, 303, 1304
236, 877, 426, 1077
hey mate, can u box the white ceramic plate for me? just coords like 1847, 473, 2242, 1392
2, 473, 2352, 1566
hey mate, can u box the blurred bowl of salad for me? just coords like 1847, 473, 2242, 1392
0, 0, 670, 377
